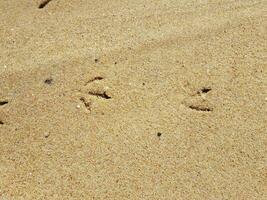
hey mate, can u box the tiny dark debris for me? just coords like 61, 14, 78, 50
199, 87, 211, 94
114, 62, 117, 65
94, 58, 99, 63
142, 83, 145, 86
0, 121, 4, 125
157, 132, 162, 137
44, 78, 53, 85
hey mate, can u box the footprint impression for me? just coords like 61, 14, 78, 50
78, 76, 111, 112
181, 85, 213, 112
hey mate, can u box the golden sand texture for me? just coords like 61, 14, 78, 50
0, 0, 266, 199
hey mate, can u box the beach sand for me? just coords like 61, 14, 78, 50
0, 0, 266, 199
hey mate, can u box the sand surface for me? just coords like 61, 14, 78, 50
0, 0, 267, 199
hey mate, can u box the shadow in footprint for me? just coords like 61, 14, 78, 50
88, 91, 111, 99
38, 0, 52, 9
0, 101, 8, 106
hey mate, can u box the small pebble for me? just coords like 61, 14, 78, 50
44, 132, 50, 138
76, 105, 81, 109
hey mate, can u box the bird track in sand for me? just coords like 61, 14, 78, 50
181, 86, 213, 112
79, 76, 111, 112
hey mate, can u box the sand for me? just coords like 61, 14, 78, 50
0, 0, 266, 199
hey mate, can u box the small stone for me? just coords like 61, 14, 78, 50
44, 132, 50, 138
76, 105, 81, 109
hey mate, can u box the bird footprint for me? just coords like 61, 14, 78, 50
181, 86, 213, 112
78, 76, 111, 112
